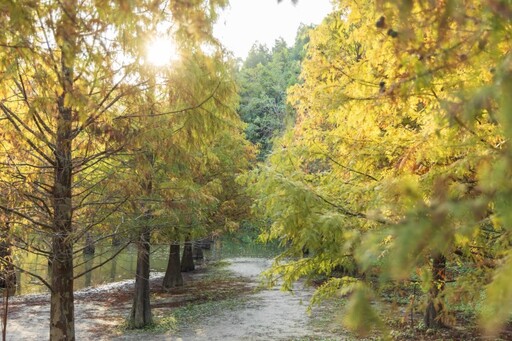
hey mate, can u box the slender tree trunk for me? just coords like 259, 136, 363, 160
110, 250, 118, 281
424, 253, 446, 329
129, 228, 152, 328
83, 254, 93, 287
193, 242, 204, 261
212, 238, 222, 261
181, 236, 195, 272
162, 243, 183, 289
0, 225, 16, 295
0, 224, 15, 341
50, 239, 75, 340
2, 285, 8, 341
50, 2, 77, 339
198, 237, 212, 250
15, 269, 21, 296
111, 234, 121, 247
48, 252, 53, 269
83, 232, 95, 255
50, 107, 75, 340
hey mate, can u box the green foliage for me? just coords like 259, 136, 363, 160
481, 251, 512, 333
114, 45, 250, 244
343, 283, 383, 336
219, 224, 282, 259
248, 0, 512, 337
0, 0, 252, 337
238, 25, 313, 159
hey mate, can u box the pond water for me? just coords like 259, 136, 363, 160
12, 236, 281, 295
13, 244, 171, 295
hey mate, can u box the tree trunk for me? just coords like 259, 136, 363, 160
129, 228, 152, 328
424, 253, 446, 329
49, 2, 77, 339
193, 242, 204, 261
212, 238, 222, 261
83, 254, 93, 287
181, 237, 195, 272
0, 225, 16, 295
50, 138, 75, 341
111, 234, 121, 247
110, 251, 118, 281
83, 232, 95, 255
50, 238, 75, 341
162, 243, 183, 289
197, 237, 212, 250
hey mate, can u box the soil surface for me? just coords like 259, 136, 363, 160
131, 257, 339, 341
4, 258, 340, 341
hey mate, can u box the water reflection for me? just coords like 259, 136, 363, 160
110, 251, 117, 282
83, 254, 93, 288
14, 244, 170, 295
13, 237, 281, 295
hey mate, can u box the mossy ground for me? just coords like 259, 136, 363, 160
119, 261, 253, 336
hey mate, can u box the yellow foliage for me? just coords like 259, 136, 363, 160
251, 0, 512, 335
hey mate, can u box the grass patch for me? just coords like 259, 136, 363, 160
207, 259, 231, 268
152, 296, 248, 333
307, 297, 349, 335
119, 259, 252, 335
217, 227, 283, 259
133, 296, 250, 334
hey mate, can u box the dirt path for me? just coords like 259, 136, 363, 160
151, 258, 338, 341
5, 258, 340, 341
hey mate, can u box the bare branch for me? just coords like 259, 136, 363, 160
0, 258, 53, 292
115, 81, 221, 119
73, 241, 131, 279
0, 204, 53, 230
0, 103, 55, 166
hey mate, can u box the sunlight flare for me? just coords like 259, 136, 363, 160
145, 37, 179, 67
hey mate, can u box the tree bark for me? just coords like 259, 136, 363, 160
212, 238, 222, 261
50, 239, 75, 341
197, 237, 212, 250
162, 243, 183, 289
83, 254, 93, 287
424, 253, 446, 329
111, 234, 121, 247
193, 242, 204, 260
129, 228, 152, 328
110, 250, 118, 281
181, 237, 195, 272
49, 1, 77, 339
83, 232, 95, 255
0, 225, 16, 295
50, 115, 75, 340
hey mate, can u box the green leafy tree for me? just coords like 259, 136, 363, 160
238, 26, 312, 159
0, 1, 154, 338
250, 0, 512, 337
109, 13, 246, 326
0, 0, 232, 338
